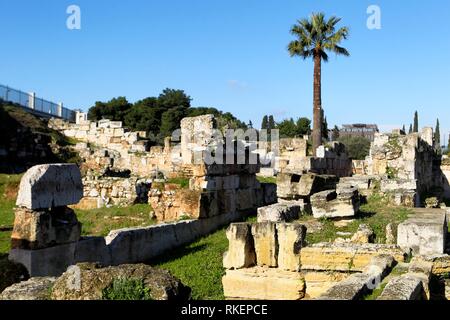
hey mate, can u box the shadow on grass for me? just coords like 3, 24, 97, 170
355, 210, 377, 220
147, 243, 209, 266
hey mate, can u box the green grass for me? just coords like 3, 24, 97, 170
300, 193, 411, 245
0, 174, 22, 254
74, 204, 155, 237
166, 177, 190, 189
150, 228, 229, 300
256, 176, 277, 184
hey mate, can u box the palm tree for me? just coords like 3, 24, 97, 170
288, 13, 350, 155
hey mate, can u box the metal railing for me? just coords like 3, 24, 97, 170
0, 84, 76, 122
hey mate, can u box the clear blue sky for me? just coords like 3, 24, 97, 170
1, 0, 449, 141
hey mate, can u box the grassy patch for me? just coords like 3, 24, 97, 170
0, 174, 22, 254
150, 228, 228, 300
256, 176, 276, 184
102, 278, 152, 300
166, 177, 190, 189
74, 204, 155, 237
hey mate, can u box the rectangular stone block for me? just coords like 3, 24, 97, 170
11, 207, 81, 250
222, 267, 305, 300
276, 223, 306, 271
311, 188, 359, 219
251, 222, 278, 267
237, 188, 255, 211
262, 183, 277, 205
397, 208, 447, 256
301, 243, 407, 272
223, 223, 256, 269
378, 275, 425, 300
257, 202, 301, 223
16, 164, 83, 210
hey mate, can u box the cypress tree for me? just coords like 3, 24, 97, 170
268, 115, 275, 131
434, 118, 441, 152
408, 124, 413, 134
261, 115, 268, 130
413, 111, 419, 133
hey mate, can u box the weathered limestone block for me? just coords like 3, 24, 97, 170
237, 188, 255, 211
298, 174, 339, 197
317, 255, 395, 300
300, 243, 407, 272
251, 223, 278, 267
51, 263, 191, 301
397, 208, 447, 256
0, 277, 56, 300
276, 223, 306, 271
377, 275, 425, 300
239, 174, 258, 189
304, 272, 349, 299
316, 273, 378, 300
222, 267, 305, 300
385, 223, 397, 245
223, 223, 256, 270
16, 164, 83, 210
217, 189, 237, 215
276, 173, 338, 200
422, 255, 450, 276
311, 187, 360, 219
221, 175, 240, 190
11, 207, 81, 250
257, 202, 301, 223
261, 183, 277, 205
350, 224, 375, 244
408, 256, 433, 299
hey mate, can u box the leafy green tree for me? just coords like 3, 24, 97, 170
296, 117, 311, 136
288, 12, 349, 155
158, 88, 191, 110
124, 98, 165, 135
402, 125, 406, 133
413, 111, 419, 133
338, 136, 371, 160
409, 124, 413, 134
277, 118, 298, 138
87, 97, 132, 121
159, 106, 188, 139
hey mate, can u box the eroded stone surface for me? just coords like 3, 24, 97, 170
0, 277, 56, 300
11, 207, 81, 250
311, 187, 360, 219
251, 223, 278, 267
51, 263, 191, 301
223, 223, 256, 270
378, 275, 425, 300
222, 267, 305, 300
397, 208, 447, 256
276, 223, 306, 271
16, 164, 83, 210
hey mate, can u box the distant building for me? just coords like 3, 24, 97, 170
339, 124, 379, 142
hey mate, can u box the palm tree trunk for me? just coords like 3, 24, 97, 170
312, 52, 322, 156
